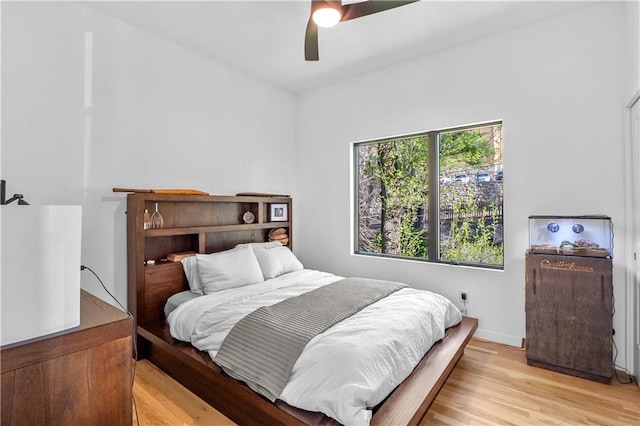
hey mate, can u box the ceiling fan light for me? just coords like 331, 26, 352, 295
312, 6, 342, 27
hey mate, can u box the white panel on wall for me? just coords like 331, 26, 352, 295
1, 206, 82, 346
625, 0, 640, 94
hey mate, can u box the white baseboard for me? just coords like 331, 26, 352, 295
473, 328, 523, 348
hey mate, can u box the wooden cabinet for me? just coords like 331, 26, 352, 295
125, 193, 292, 335
525, 252, 613, 383
1, 290, 133, 425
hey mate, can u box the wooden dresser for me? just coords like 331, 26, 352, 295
1, 290, 133, 425
525, 252, 613, 383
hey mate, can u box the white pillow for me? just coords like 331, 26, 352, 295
251, 244, 303, 279
197, 245, 264, 293
181, 256, 204, 295
236, 241, 283, 249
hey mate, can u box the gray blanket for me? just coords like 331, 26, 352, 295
214, 277, 407, 401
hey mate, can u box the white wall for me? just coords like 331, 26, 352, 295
1, 2, 296, 304
623, 0, 640, 378
294, 1, 629, 363
2, 3, 85, 205
625, 0, 640, 96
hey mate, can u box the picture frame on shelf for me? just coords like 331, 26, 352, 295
269, 203, 288, 222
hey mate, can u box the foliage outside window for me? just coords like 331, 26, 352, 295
354, 122, 503, 269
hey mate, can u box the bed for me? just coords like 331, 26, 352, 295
125, 193, 478, 426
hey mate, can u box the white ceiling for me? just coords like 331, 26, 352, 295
83, 0, 594, 93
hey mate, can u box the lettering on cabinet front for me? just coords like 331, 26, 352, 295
540, 259, 594, 273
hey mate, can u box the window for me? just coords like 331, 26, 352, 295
354, 122, 503, 269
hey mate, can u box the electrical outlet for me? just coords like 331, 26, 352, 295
460, 290, 468, 303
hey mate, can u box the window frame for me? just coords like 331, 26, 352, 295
352, 120, 503, 270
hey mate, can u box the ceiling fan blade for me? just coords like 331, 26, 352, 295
305, 17, 319, 61
304, 0, 417, 61
341, 0, 419, 22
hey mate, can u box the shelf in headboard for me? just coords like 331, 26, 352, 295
144, 222, 291, 238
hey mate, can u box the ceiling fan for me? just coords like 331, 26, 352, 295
305, 0, 419, 61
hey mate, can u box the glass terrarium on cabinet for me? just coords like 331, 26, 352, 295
528, 215, 613, 258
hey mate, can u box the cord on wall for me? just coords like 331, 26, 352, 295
612, 336, 634, 385
460, 291, 468, 316
609, 292, 633, 385
81, 265, 140, 426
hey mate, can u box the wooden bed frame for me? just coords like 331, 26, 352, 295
125, 193, 478, 425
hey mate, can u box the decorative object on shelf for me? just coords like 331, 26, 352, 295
113, 187, 209, 195
547, 223, 560, 233
559, 240, 575, 248
574, 238, 599, 248
236, 192, 290, 197
242, 211, 256, 224
560, 239, 599, 249
572, 224, 584, 233
167, 251, 196, 262
269, 227, 289, 246
269, 203, 288, 222
143, 209, 151, 230
150, 203, 164, 229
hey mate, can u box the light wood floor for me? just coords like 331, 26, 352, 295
132, 338, 640, 425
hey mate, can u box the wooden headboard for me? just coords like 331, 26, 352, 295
126, 193, 293, 326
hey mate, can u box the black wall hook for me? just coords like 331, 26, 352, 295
1, 180, 29, 205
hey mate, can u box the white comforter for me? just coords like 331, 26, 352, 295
167, 269, 462, 426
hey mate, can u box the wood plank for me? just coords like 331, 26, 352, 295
131, 193, 291, 204
132, 338, 640, 426
141, 327, 305, 426
372, 317, 477, 425
137, 317, 476, 426
1, 291, 134, 426
424, 339, 639, 425
133, 359, 235, 426
525, 253, 613, 382
1, 290, 132, 372
43, 350, 90, 424
143, 262, 187, 323
1, 365, 47, 425
144, 222, 292, 237
88, 337, 134, 423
